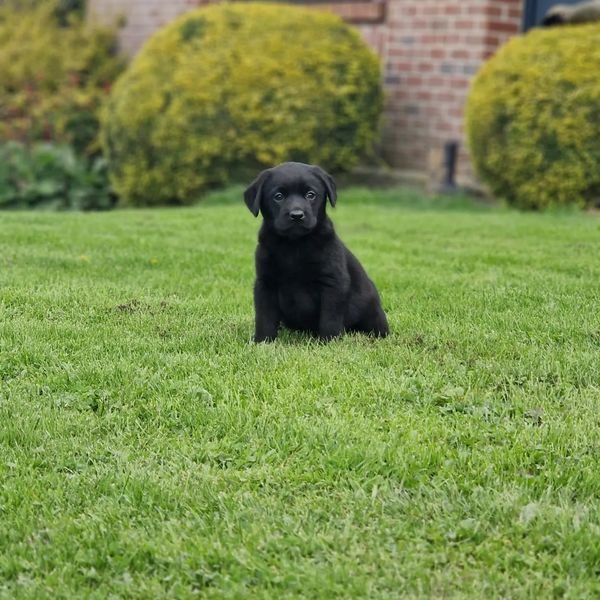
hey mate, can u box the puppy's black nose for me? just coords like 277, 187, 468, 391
289, 210, 305, 221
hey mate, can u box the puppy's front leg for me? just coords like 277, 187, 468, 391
254, 280, 280, 343
318, 286, 346, 341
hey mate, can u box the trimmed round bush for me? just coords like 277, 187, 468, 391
101, 3, 383, 206
466, 24, 600, 209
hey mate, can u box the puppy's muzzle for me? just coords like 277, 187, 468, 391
289, 210, 305, 222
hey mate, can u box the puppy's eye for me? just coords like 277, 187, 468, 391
273, 192, 284, 203
305, 191, 316, 201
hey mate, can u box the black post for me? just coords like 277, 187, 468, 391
443, 140, 459, 191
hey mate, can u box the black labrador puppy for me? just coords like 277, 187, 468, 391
244, 162, 389, 342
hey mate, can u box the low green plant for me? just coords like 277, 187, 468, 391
0, 142, 115, 210
102, 2, 383, 206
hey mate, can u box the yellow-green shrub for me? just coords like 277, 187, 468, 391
101, 3, 383, 206
0, 1, 123, 155
465, 24, 600, 209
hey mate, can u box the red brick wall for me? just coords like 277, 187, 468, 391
89, 0, 524, 185
368, 0, 523, 185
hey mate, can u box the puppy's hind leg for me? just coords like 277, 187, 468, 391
371, 307, 390, 338
357, 302, 389, 338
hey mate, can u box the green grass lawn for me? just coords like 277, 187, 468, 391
1, 187, 599, 598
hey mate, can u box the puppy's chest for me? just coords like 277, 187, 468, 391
271, 249, 322, 283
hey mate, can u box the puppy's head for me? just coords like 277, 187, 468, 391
244, 162, 336, 239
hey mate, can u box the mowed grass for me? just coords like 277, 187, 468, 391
0, 187, 599, 598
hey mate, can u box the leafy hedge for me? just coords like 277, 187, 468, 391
101, 2, 383, 206
0, 1, 124, 156
0, 142, 115, 210
466, 23, 600, 209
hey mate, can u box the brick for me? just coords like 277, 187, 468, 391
455, 19, 476, 30
417, 62, 435, 73
444, 5, 462, 16
316, 2, 386, 24
451, 49, 471, 60
470, 5, 502, 18
385, 75, 402, 85
406, 76, 423, 86
462, 64, 479, 75
435, 92, 456, 103
387, 59, 412, 71
424, 76, 446, 88
489, 20, 520, 33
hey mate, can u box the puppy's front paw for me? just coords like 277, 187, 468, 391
253, 334, 276, 343
318, 327, 343, 342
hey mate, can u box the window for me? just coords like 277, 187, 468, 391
522, 0, 582, 30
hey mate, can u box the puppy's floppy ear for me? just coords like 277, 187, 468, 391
312, 165, 337, 207
244, 169, 271, 217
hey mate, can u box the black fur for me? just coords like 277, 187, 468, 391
244, 162, 389, 342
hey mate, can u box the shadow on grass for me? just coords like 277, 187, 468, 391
246, 327, 394, 347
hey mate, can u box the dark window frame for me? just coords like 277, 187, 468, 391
522, 0, 582, 30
